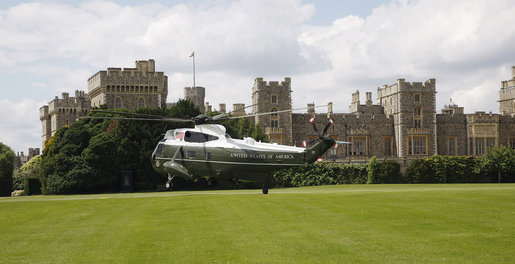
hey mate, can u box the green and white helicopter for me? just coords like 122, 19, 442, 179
89, 108, 348, 194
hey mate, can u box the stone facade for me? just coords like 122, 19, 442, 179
87, 59, 168, 109
39, 91, 90, 146
499, 66, 515, 115
250, 74, 515, 160
14, 148, 40, 168
184, 86, 205, 112
252, 77, 293, 145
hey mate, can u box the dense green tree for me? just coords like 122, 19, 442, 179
40, 99, 269, 194
477, 145, 515, 183
367, 156, 379, 184
12, 155, 41, 191
0, 142, 15, 196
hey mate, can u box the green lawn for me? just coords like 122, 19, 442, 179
1, 184, 514, 263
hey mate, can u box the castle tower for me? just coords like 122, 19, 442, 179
232, 104, 246, 116
219, 103, 226, 113
39, 90, 91, 147
377, 78, 437, 157
499, 66, 515, 115
184, 86, 205, 112
87, 59, 168, 109
252, 77, 293, 145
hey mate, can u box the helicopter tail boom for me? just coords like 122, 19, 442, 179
304, 135, 336, 164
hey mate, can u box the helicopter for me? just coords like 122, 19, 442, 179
86, 107, 348, 194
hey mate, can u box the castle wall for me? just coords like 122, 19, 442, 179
88, 59, 168, 109
252, 77, 293, 145
40, 91, 90, 147
499, 66, 515, 115
377, 79, 437, 157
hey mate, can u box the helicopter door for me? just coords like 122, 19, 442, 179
205, 150, 223, 177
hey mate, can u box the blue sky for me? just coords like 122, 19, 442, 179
1, 0, 514, 153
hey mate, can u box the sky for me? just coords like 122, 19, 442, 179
1, 0, 514, 153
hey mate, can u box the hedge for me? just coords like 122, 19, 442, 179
24, 178, 42, 195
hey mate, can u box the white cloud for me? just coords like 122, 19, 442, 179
295, 0, 515, 112
0, 99, 46, 153
0, 0, 515, 149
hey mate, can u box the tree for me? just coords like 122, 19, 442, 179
0, 142, 15, 196
477, 145, 515, 183
12, 155, 42, 192
367, 156, 379, 184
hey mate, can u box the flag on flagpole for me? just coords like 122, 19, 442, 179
189, 51, 195, 57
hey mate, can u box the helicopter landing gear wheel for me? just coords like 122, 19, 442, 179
262, 176, 270, 194
165, 181, 174, 190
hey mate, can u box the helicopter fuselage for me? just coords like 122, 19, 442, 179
151, 124, 335, 190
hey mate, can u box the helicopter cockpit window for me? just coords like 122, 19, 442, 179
184, 131, 219, 143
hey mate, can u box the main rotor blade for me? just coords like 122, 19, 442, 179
310, 116, 320, 136
335, 141, 351, 144
91, 110, 171, 119
212, 101, 266, 121
322, 118, 334, 136
226, 105, 326, 120
80, 116, 194, 122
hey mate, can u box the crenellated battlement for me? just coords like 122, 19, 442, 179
466, 112, 500, 123
87, 59, 168, 109
252, 77, 291, 92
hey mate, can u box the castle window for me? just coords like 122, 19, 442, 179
408, 135, 427, 155
347, 136, 369, 156
271, 94, 278, 104
509, 137, 515, 149
413, 107, 422, 128
138, 97, 145, 108
469, 137, 496, 155
270, 107, 279, 128
414, 93, 421, 103
448, 136, 456, 156
115, 97, 122, 109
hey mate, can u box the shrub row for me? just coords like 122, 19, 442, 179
274, 147, 515, 187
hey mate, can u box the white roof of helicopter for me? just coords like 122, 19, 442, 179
164, 124, 305, 153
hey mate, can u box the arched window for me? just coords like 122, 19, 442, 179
271, 107, 279, 128
115, 97, 122, 109
413, 106, 422, 128
138, 97, 145, 108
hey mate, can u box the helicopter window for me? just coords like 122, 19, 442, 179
155, 143, 164, 155
175, 132, 185, 140
187, 151, 196, 158
184, 131, 219, 143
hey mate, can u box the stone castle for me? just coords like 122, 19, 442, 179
40, 60, 168, 145
187, 67, 515, 160
40, 59, 515, 160
40, 90, 90, 144
88, 59, 168, 109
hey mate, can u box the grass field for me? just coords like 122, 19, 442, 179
1, 184, 514, 263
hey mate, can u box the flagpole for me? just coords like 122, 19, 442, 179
191, 51, 196, 87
